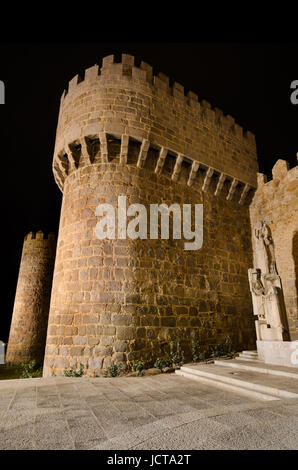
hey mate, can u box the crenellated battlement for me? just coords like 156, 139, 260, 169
24, 230, 56, 242
53, 53, 258, 201
256, 156, 298, 188
60, 54, 256, 147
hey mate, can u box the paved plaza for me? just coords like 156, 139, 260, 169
0, 373, 298, 450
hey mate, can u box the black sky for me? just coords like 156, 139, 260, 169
0, 42, 297, 342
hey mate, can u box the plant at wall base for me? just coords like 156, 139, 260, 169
64, 363, 84, 377
170, 340, 185, 367
224, 335, 235, 356
209, 336, 236, 359
19, 360, 43, 378
209, 344, 225, 358
107, 363, 122, 377
154, 357, 173, 370
132, 361, 145, 375
192, 340, 206, 362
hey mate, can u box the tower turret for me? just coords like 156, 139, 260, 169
6, 231, 56, 364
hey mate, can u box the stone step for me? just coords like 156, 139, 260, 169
238, 355, 258, 359
235, 356, 262, 362
176, 369, 279, 401
241, 350, 258, 356
214, 358, 298, 379
176, 363, 298, 400
239, 351, 258, 356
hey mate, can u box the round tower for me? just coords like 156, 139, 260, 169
6, 231, 56, 364
43, 54, 259, 377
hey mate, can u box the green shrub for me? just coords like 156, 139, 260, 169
169, 340, 185, 367
132, 361, 145, 374
154, 357, 172, 370
64, 363, 84, 377
107, 363, 122, 377
209, 336, 236, 358
209, 344, 225, 358
19, 360, 43, 378
224, 335, 235, 355
192, 340, 206, 362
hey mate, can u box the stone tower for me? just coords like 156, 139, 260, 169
43, 54, 259, 377
6, 231, 56, 364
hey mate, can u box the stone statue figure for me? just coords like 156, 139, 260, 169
254, 220, 277, 275
248, 220, 290, 342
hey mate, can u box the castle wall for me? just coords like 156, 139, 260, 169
43, 54, 258, 377
6, 231, 56, 364
250, 159, 298, 340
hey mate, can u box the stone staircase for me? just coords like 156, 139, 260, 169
235, 350, 260, 362
175, 350, 298, 401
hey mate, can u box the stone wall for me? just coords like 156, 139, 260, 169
43, 145, 255, 377
6, 231, 56, 364
249, 159, 298, 340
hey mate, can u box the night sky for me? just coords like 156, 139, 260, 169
0, 42, 297, 342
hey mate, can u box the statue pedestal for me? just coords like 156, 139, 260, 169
255, 320, 285, 342
257, 340, 298, 368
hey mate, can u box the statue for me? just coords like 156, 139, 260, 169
248, 220, 290, 342
254, 220, 278, 275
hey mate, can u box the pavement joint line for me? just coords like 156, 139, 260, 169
106, 380, 159, 422
72, 380, 112, 445
53, 379, 76, 450
32, 383, 38, 450
92, 401, 265, 450
7, 386, 18, 411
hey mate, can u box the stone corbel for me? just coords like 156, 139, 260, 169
79, 137, 92, 165
226, 178, 238, 201
214, 173, 226, 196
155, 147, 168, 174
99, 132, 108, 163
171, 154, 184, 182
65, 144, 77, 171
239, 183, 250, 205
137, 139, 150, 168
202, 167, 214, 192
187, 161, 200, 187
120, 135, 129, 164
56, 153, 68, 177
53, 166, 64, 191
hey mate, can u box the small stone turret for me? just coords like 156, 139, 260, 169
6, 231, 56, 364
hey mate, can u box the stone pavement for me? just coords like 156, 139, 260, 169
0, 373, 298, 450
